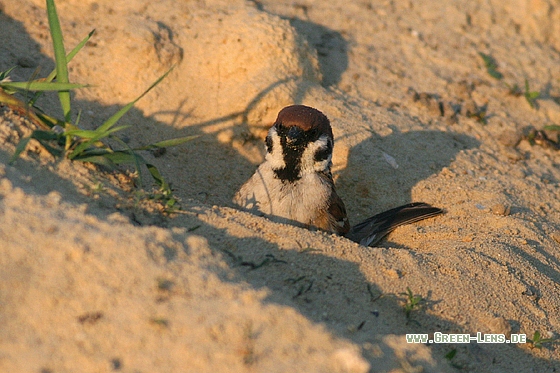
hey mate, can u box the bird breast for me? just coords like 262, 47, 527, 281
233, 162, 331, 227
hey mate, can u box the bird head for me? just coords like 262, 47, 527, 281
265, 105, 334, 182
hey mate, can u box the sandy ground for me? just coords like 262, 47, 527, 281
1, 0, 560, 372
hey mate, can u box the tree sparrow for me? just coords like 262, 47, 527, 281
234, 105, 442, 246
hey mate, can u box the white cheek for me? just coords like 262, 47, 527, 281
300, 135, 331, 173
265, 128, 285, 169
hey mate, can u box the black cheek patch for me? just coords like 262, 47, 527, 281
314, 141, 332, 162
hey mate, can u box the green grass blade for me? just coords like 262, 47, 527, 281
0, 89, 54, 129
133, 135, 199, 150
45, 29, 95, 84
35, 111, 65, 128
0, 87, 28, 107
65, 124, 131, 139
29, 29, 95, 107
63, 129, 98, 139
478, 52, 503, 80
544, 125, 560, 131
9, 130, 61, 163
35, 138, 64, 157
68, 137, 106, 159
103, 151, 142, 165
71, 147, 112, 156
72, 148, 145, 167
524, 79, 540, 108
30, 130, 63, 157
97, 124, 132, 136
67, 125, 131, 158
31, 130, 60, 141
0, 67, 16, 81
9, 137, 32, 164
146, 163, 167, 189
46, 0, 71, 122
1, 81, 87, 91
73, 155, 117, 169
74, 109, 82, 127
96, 66, 175, 133
109, 136, 146, 185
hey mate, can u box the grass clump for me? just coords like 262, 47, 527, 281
522, 79, 540, 109
527, 330, 557, 349
0, 0, 195, 205
401, 287, 423, 319
478, 52, 503, 80
478, 53, 542, 110
508, 79, 541, 109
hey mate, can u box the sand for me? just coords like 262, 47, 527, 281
1, 0, 559, 372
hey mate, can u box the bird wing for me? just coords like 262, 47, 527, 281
345, 202, 443, 246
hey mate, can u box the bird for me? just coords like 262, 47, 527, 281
233, 105, 443, 246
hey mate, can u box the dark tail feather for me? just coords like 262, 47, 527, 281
345, 202, 443, 247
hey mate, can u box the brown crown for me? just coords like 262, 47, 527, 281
274, 105, 333, 138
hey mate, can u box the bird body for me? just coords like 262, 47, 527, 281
234, 105, 442, 246
234, 162, 335, 230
